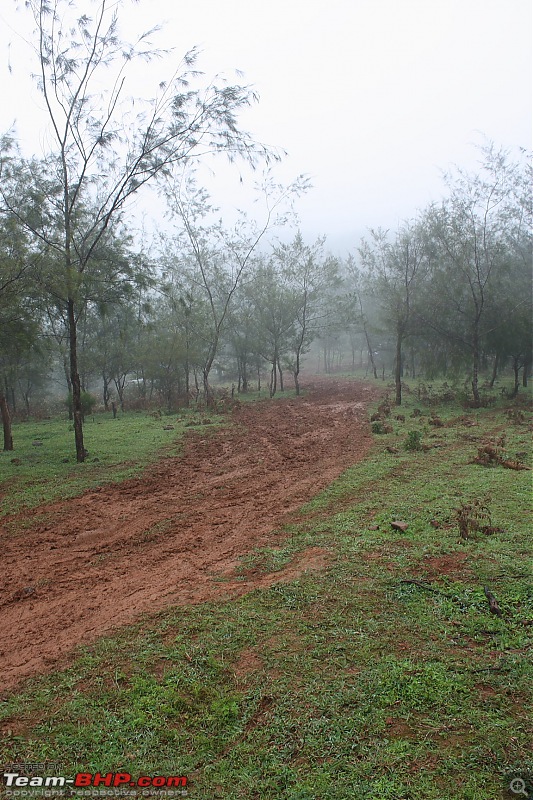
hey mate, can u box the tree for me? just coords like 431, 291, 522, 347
343, 254, 378, 378
74, 238, 152, 409
227, 288, 261, 393
359, 222, 428, 405
483, 247, 532, 395
245, 257, 299, 397
0, 213, 39, 449
272, 232, 339, 395
0, 0, 273, 460
422, 144, 529, 406
142, 274, 210, 409
163, 172, 308, 402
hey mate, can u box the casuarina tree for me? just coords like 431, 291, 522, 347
0, 0, 273, 460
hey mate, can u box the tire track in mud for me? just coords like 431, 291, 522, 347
0, 379, 381, 692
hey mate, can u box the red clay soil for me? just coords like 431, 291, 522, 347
0, 379, 381, 693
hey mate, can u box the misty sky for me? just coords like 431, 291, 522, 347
1, 0, 531, 253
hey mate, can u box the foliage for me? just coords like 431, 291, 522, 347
371, 420, 392, 434
65, 391, 98, 420
0, 0, 275, 461
359, 220, 429, 405
404, 429, 423, 451
419, 143, 532, 405
161, 173, 310, 400
455, 498, 493, 539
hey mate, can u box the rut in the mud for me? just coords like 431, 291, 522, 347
0, 380, 381, 692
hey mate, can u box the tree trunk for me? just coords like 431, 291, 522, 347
471, 327, 481, 407
182, 337, 190, 407
293, 349, 301, 396
68, 298, 86, 462
0, 391, 14, 451
511, 357, 520, 398
202, 333, 219, 407
241, 367, 248, 393
241, 354, 249, 393
359, 296, 378, 379
103, 373, 110, 410
237, 354, 248, 393
277, 358, 284, 392
269, 350, 278, 398
203, 373, 211, 406
293, 370, 300, 395
63, 355, 73, 420
489, 352, 499, 388
8, 385, 16, 414
395, 330, 403, 406
364, 332, 377, 379
115, 376, 126, 413
523, 357, 530, 387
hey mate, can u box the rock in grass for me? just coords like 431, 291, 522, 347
391, 520, 409, 532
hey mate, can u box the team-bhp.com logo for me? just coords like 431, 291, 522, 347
3, 768, 187, 792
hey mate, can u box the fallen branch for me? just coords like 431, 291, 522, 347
500, 459, 531, 471
472, 444, 531, 470
483, 586, 503, 617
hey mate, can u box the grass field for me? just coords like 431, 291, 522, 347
1, 379, 532, 799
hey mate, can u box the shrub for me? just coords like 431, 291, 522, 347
455, 498, 499, 539
65, 391, 98, 421
404, 430, 423, 451
371, 420, 392, 434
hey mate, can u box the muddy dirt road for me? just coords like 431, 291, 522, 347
0, 380, 381, 692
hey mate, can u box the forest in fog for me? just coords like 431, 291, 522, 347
0, 0, 531, 462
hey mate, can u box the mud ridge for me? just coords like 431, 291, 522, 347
0, 379, 381, 692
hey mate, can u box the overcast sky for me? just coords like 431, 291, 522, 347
1, 0, 531, 253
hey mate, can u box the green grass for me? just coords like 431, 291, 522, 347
0, 379, 532, 799
0, 409, 222, 517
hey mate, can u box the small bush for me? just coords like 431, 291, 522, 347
404, 430, 423, 451
372, 420, 392, 434
65, 391, 98, 420
456, 498, 496, 539
371, 421, 383, 434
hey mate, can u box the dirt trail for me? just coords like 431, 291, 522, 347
0, 379, 381, 692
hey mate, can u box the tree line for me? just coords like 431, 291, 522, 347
354, 143, 532, 407
0, 0, 531, 460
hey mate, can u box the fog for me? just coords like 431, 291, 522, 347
0, 0, 531, 251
